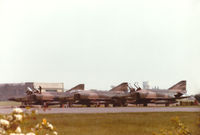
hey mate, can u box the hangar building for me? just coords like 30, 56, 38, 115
0, 82, 64, 101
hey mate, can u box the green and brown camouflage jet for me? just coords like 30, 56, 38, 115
194, 93, 200, 103
59, 82, 130, 107
9, 84, 84, 107
129, 80, 188, 106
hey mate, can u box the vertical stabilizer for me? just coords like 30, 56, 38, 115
168, 80, 186, 93
68, 84, 85, 91
109, 82, 129, 92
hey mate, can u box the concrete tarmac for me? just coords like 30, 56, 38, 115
0, 107, 199, 114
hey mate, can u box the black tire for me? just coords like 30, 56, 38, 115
68, 101, 73, 107
113, 104, 117, 107
86, 104, 91, 107
122, 102, 128, 107
104, 103, 109, 107
43, 102, 48, 108
60, 103, 65, 108
143, 103, 147, 107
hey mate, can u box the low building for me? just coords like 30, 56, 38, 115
0, 82, 64, 101
177, 96, 197, 106
33, 82, 64, 93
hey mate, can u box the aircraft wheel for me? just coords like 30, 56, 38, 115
122, 102, 128, 107
112, 98, 121, 107
86, 104, 91, 107
20, 102, 25, 108
113, 103, 120, 107
43, 102, 48, 108
165, 103, 169, 107
60, 103, 65, 108
96, 104, 100, 107
121, 99, 127, 107
67, 102, 73, 107
104, 103, 109, 107
95, 102, 100, 107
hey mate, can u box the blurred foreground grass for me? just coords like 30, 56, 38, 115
16, 112, 200, 135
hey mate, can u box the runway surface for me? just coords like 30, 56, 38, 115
0, 107, 199, 114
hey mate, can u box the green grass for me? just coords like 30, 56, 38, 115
17, 112, 200, 135
0, 101, 20, 106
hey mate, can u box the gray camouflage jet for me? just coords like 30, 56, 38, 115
194, 93, 200, 103
129, 80, 188, 106
9, 84, 85, 107
59, 82, 130, 107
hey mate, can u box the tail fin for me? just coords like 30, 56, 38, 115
168, 80, 186, 93
68, 84, 85, 91
109, 82, 129, 92
195, 94, 200, 103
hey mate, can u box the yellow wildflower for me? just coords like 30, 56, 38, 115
42, 118, 47, 125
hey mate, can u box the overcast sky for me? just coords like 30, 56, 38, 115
0, 0, 200, 94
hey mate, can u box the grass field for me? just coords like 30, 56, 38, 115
0, 101, 20, 106
16, 112, 199, 135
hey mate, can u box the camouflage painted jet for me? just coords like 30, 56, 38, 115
129, 80, 188, 106
59, 82, 130, 107
9, 84, 85, 107
194, 93, 200, 103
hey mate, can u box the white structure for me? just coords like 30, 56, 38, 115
0, 82, 64, 100
143, 81, 150, 89
33, 82, 64, 92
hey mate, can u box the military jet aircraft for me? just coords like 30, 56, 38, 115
194, 93, 200, 103
9, 84, 84, 107
59, 82, 131, 107
129, 80, 188, 106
